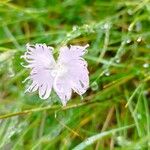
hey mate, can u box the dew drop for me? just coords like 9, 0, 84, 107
83, 24, 89, 31
104, 70, 110, 76
8, 72, 15, 77
66, 33, 71, 38
137, 113, 142, 120
8, 66, 15, 77
116, 136, 131, 146
126, 39, 131, 44
144, 90, 148, 96
134, 145, 142, 150
146, 44, 150, 48
72, 25, 78, 31
128, 26, 132, 32
85, 139, 91, 144
91, 81, 99, 91
143, 63, 149, 68
115, 58, 121, 64
137, 37, 142, 43
103, 23, 110, 30
127, 9, 133, 15
54, 111, 57, 118
136, 21, 142, 32
116, 136, 123, 142
18, 12, 24, 17
8, 61, 15, 77
51, 70, 57, 77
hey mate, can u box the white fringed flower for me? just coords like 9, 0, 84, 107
22, 43, 89, 106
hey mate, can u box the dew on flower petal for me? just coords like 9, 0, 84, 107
143, 63, 149, 68
51, 70, 58, 77
91, 81, 99, 91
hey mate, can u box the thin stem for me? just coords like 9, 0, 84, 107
0, 100, 103, 120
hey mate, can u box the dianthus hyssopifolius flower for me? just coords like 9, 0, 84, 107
21, 43, 89, 106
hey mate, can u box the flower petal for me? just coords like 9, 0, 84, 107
69, 61, 89, 95
58, 44, 89, 63
53, 75, 72, 106
23, 43, 56, 99
57, 45, 89, 99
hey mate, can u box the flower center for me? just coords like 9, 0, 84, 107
51, 63, 68, 78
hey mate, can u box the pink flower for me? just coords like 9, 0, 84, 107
22, 43, 89, 106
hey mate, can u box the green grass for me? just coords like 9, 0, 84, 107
0, 0, 150, 149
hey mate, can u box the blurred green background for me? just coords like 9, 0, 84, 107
0, 0, 150, 149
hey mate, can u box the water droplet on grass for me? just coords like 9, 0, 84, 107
137, 113, 142, 120
103, 23, 110, 29
146, 44, 150, 48
127, 9, 133, 15
104, 70, 110, 76
8, 72, 15, 77
85, 139, 90, 144
115, 58, 121, 63
134, 145, 142, 150
91, 81, 99, 91
54, 111, 57, 118
116, 136, 131, 146
128, 26, 132, 31
126, 39, 131, 44
72, 25, 78, 31
143, 63, 149, 68
66, 33, 71, 38
8, 67, 15, 77
136, 21, 142, 32
137, 37, 142, 43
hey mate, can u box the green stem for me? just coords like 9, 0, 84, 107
0, 100, 101, 120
